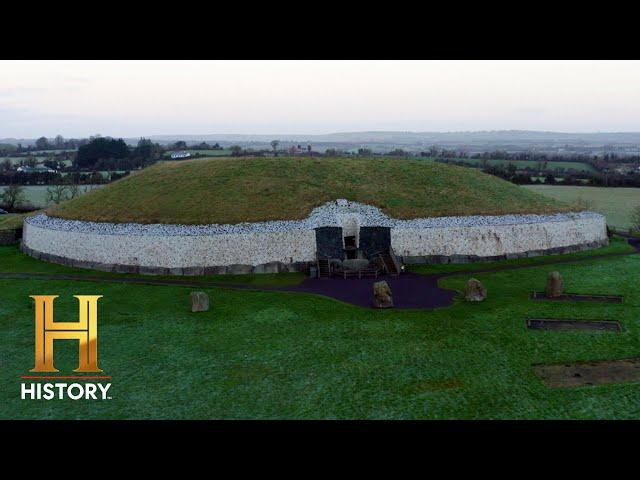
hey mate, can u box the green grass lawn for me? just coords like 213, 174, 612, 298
525, 185, 640, 230
1, 243, 639, 419
48, 157, 573, 224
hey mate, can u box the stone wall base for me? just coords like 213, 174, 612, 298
20, 242, 311, 276
21, 238, 609, 276
400, 239, 609, 265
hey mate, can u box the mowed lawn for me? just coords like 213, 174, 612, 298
48, 157, 573, 224
1, 244, 639, 419
525, 185, 640, 230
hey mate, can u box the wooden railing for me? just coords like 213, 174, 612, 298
388, 247, 402, 275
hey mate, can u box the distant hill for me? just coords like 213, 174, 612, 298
142, 130, 640, 145
5, 130, 640, 150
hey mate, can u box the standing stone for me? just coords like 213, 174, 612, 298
545, 271, 564, 298
464, 278, 487, 302
190, 291, 210, 312
373, 281, 394, 308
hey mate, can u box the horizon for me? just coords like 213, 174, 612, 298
2, 60, 640, 138
6, 128, 640, 142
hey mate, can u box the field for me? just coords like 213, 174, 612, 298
525, 185, 640, 229
448, 158, 598, 173
1, 238, 639, 419
0, 184, 103, 209
47, 157, 573, 224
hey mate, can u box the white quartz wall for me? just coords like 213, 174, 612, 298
22, 201, 608, 270
391, 215, 606, 257
23, 222, 317, 268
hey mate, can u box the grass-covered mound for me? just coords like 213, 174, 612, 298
48, 157, 573, 224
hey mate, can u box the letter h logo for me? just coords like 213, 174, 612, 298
30, 295, 103, 373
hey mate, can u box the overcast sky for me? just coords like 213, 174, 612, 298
2, 60, 640, 138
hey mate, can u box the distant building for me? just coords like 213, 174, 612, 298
17, 166, 57, 174
171, 151, 191, 159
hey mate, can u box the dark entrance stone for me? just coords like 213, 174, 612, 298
359, 226, 391, 259
315, 227, 344, 259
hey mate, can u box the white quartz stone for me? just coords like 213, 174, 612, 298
23, 200, 608, 269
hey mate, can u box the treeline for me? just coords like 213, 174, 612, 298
478, 162, 640, 188
421, 148, 640, 170
169, 141, 222, 150
0, 170, 129, 186
75, 137, 163, 170
12, 135, 90, 152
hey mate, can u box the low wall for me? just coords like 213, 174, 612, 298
392, 214, 608, 262
22, 202, 608, 275
23, 221, 317, 274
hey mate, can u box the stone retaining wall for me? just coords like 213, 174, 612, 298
22, 202, 608, 275
392, 214, 607, 260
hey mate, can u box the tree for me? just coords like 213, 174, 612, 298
75, 137, 130, 169
270, 140, 280, 157
0, 159, 12, 172
631, 205, 640, 233
54, 135, 65, 149
68, 184, 82, 199
133, 138, 162, 163
172, 141, 187, 149
388, 149, 407, 157
1, 184, 25, 210
230, 145, 243, 156
43, 160, 59, 170
46, 185, 70, 204
35, 136, 50, 150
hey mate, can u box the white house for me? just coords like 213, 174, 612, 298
17, 166, 57, 174
170, 151, 191, 159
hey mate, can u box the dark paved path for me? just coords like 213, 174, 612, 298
1, 236, 638, 310
284, 273, 456, 309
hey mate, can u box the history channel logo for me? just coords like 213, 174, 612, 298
21, 295, 112, 401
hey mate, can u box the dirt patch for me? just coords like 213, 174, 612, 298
534, 358, 640, 387
530, 291, 623, 303
405, 378, 463, 394
526, 318, 621, 332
